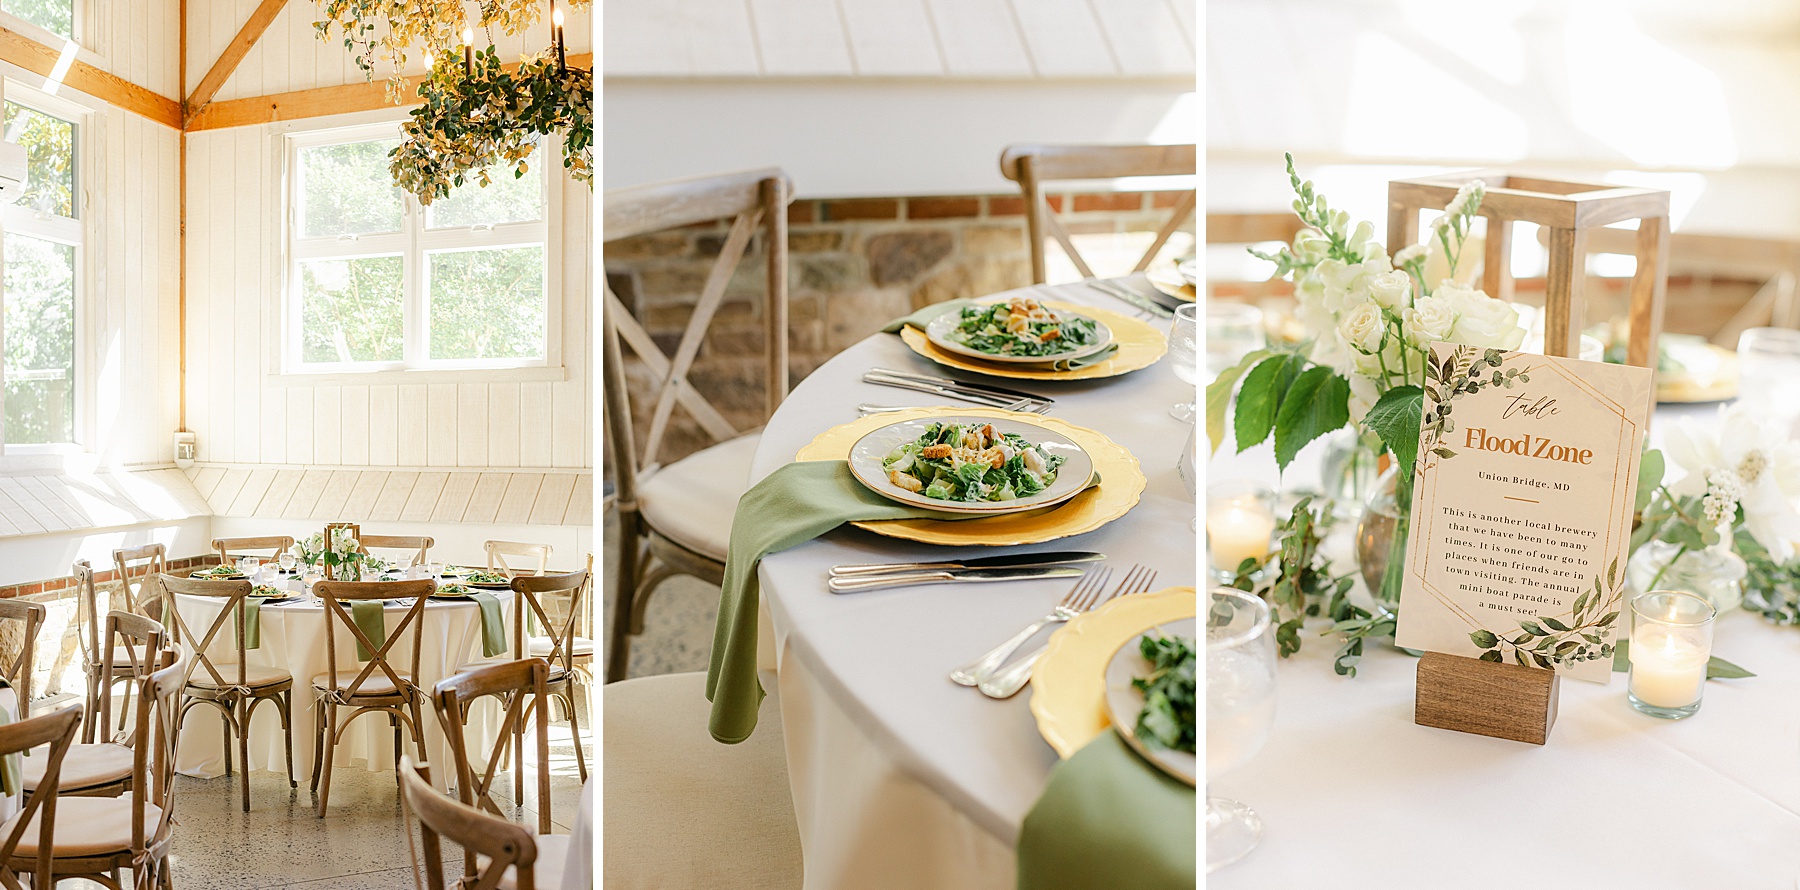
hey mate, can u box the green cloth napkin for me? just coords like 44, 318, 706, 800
1048, 343, 1118, 371
707, 460, 1099, 743
1016, 731, 1197, 890
879, 299, 973, 334
470, 592, 507, 658
350, 600, 386, 661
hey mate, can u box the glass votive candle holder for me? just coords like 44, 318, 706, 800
1627, 590, 1716, 719
1206, 479, 1277, 583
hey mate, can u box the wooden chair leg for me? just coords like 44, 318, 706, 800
82, 670, 99, 744
308, 699, 326, 795
316, 704, 336, 818
221, 708, 233, 778
606, 515, 643, 684
237, 701, 252, 813
562, 687, 588, 783
276, 692, 296, 789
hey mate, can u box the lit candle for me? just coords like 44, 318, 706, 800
1626, 590, 1715, 719
462, 26, 474, 76
1207, 498, 1276, 576
552, 6, 566, 74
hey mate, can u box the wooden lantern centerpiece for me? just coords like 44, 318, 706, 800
1386, 171, 1670, 370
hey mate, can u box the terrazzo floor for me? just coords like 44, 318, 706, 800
56, 713, 591, 889
602, 507, 720, 679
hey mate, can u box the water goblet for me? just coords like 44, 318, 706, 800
278, 552, 297, 576
1207, 587, 1277, 873
1737, 327, 1800, 428
1205, 301, 1264, 382
1168, 302, 1200, 421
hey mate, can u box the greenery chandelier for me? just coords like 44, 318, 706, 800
314, 0, 593, 204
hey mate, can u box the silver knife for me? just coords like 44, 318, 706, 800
866, 368, 1054, 405
862, 374, 1021, 409
828, 565, 1083, 594
1085, 279, 1174, 319
830, 550, 1105, 577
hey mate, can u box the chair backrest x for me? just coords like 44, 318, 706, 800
111, 544, 168, 625
212, 536, 294, 567
484, 540, 550, 579
0, 704, 80, 886
999, 143, 1198, 283
314, 580, 433, 700
401, 757, 544, 890
433, 659, 552, 832
513, 571, 587, 676
0, 599, 44, 718
99, 610, 166, 744
157, 575, 254, 694
359, 535, 433, 570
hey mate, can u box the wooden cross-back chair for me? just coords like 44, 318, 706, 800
1206, 212, 1307, 301
0, 599, 44, 720
432, 659, 553, 856
8, 664, 184, 889
0, 703, 81, 889
1573, 228, 1800, 347
1000, 143, 1198, 283
25, 611, 165, 803
603, 167, 794, 684
400, 758, 566, 890
111, 544, 167, 625
160, 575, 296, 812
73, 560, 160, 745
512, 571, 588, 782
485, 540, 551, 578
311, 579, 434, 819
360, 535, 434, 569
212, 535, 294, 567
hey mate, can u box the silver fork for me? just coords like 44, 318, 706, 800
949, 567, 1113, 687
858, 398, 1047, 417
977, 564, 1159, 699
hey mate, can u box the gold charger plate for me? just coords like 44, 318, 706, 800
899, 301, 1166, 381
794, 407, 1145, 547
1028, 586, 1196, 758
1146, 266, 1197, 302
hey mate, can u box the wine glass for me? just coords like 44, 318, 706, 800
1205, 301, 1265, 382
278, 552, 298, 576
1207, 587, 1277, 873
1738, 327, 1800, 428
1167, 302, 1199, 421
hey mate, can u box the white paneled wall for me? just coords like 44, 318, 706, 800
92, 0, 182, 99
184, 0, 594, 101
183, 121, 593, 477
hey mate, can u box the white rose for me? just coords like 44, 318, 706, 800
1347, 374, 1380, 426
1369, 269, 1412, 309
1339, 302, 1385, 354
1404, 295, 1456, 347
1438, 283, 1525, 350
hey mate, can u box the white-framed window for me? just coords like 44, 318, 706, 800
284, 123, 554, 375
1, 87, 84, 451
2, 0, 76, 43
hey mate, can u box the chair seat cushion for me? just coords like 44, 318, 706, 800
3, 796, 162, 857
636, 433, 759, 563
528, 636, 593, 658
21, 742, 133, 792
604, 672, 799, 890
98, 645, 153, 670
480, 832, 568, 890
187, 664, 291, 689
312, 670, 413, 697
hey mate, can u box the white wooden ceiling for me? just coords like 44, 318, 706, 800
603, 0, 1195, 78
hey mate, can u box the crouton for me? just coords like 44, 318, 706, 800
1039, 327, 1060, 342
888, 469, 923, 493
921, 443, 952, 459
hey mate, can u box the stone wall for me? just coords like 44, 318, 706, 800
605, 189, 1195, 464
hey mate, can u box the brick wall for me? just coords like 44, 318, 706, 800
605, 189, 1194, 464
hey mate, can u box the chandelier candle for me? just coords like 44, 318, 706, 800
1627, 591, 1715, 719
462, 26, 474, 75
1207, 481, 1277, 582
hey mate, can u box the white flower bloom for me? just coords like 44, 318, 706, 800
1347, 373, 1380, 425
1437, 283, 1526, 350
1369, 269, 1412, 309
1403, 295, 1457, 347
1665, 404, 1800, 561
1339, 302, 1385, 354
1393, 244, 1427, 266
1292, 229, 1329, 262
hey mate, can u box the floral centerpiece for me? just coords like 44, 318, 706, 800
1208, 155, 1530, 672
296, 528, 368, 580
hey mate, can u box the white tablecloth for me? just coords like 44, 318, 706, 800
1208, 399, 1800, 886
563, 776, 593, 890
748, 279, 1197, 890
171, 590, 511, 781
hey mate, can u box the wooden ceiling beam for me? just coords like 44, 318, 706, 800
184, 0, 288, 124
0, 25, 179, 128
184, 52, 593, 132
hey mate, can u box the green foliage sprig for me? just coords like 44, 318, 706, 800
1468, 560, 1620, 669
313, 0, 588, 98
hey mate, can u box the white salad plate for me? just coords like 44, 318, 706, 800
1102, 618, 1197, 786
1176, 258, 1198, 285
847, 415, 1095, 515
923, 302, 1114, 365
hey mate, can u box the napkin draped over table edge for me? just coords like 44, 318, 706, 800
704, 460, 1100, 744
1015, 730, 1196, 890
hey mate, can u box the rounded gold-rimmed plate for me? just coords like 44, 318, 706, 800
1027, 587, 1196, 760
923, 302, 1115, 365
848, 415, 1095, 515
1102, 618, 1197, 786
899, 301, 1166, 381
1146, 266, 1197, 302
796, 407, 1144, 547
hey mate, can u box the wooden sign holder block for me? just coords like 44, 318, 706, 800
1386, 172, 1669, 370
1415, 652, 1560, 746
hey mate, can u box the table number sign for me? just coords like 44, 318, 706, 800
1396, 344, 1653, 741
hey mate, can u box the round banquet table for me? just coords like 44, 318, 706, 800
171, 587, 512, 782
1208, 399, 1800, 886
748, 277, 1198, 890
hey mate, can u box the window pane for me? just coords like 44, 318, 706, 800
428, 246, 546, 360
426, 148, 544, 228
4, 233, 74, 444
6, 0, 71, 39
299, 256, 403, 364
298, 140, 403, 237
4, 102, 73, 219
